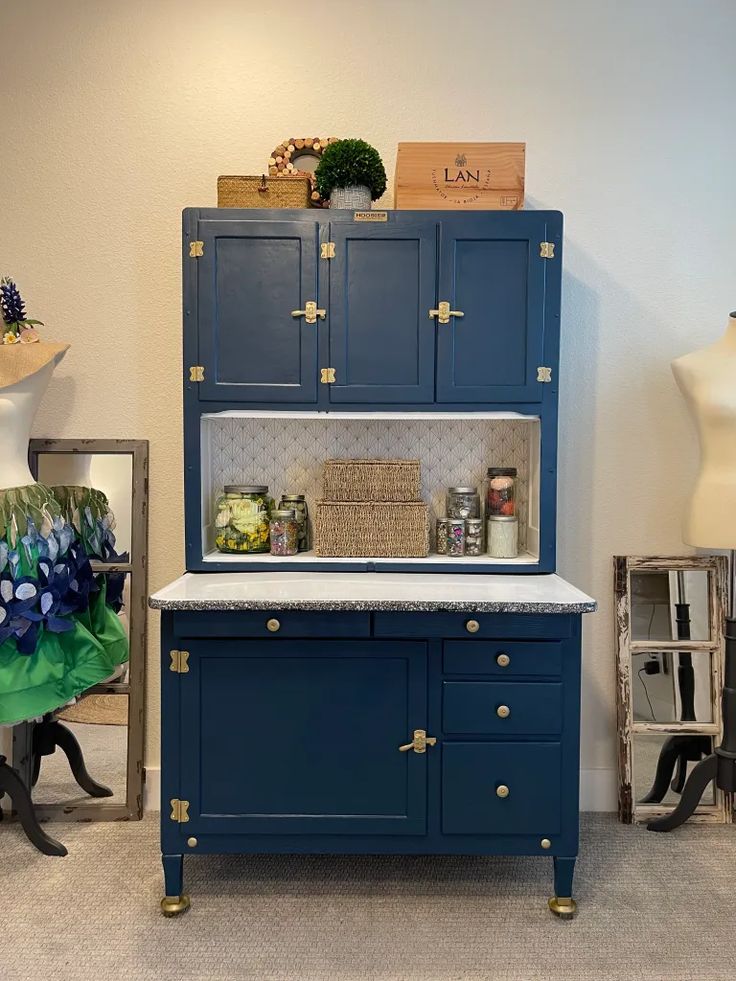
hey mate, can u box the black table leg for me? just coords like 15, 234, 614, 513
40, 721, 114, 798
0, 756, 67, 856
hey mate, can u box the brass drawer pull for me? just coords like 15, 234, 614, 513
496, 652, 510, 668
540, 838, 552, 849
266, 618, 281, 633
465, 619, 480, 634
429, 301, 464, 325
496, 784, 510, 799
291, 300, 326, 324
496, 704, 511, 719
398, 729, 437, 754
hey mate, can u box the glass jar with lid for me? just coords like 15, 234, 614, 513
278, 494, 309, 551
269, 509, 299, 556
486, 468, 517, 517
446, 487, 480, 520
214, 485, 271, 554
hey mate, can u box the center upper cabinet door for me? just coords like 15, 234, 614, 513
196, 219, 319, 402
436, 213, 560, 403
327, 220, 438, 403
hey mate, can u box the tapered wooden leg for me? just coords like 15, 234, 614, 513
549, 856, 577, 919
161, 853, 190, 916
0, 757, 67, 856
47, 721, 114, 798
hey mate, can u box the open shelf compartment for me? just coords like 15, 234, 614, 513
197, 411, 542, 571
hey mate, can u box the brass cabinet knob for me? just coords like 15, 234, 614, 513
187, 837, 198, 848
496, 652, 510, 667
496, 705, 511, 719
496, 784, 510, 798
266, 618, 281, 633
465, 619, 480, 634
540, 838, 552, 850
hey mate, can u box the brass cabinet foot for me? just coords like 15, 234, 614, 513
548, 896, 577, 919
160, 894, 191, 917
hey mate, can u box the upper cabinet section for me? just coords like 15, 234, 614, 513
184, 209, 562, 410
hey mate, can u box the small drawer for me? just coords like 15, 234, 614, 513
443, 641, 562, 677
442, 741, 561, 835
172, 610, 371, 639
443, 681, 563, 735
373, 612, 572, 640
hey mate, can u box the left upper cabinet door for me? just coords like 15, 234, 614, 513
193, 220, 319, 402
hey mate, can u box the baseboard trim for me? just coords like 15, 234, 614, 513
144, 766, 618, 813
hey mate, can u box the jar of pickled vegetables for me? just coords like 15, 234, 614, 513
214, 485, 271, 554
269, 509, 298, 556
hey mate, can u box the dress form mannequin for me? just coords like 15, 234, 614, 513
0, 353, 66, 489
671, 312, 736, 549
648, 313, 736, 831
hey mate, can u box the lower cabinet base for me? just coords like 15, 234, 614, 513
159, 848, 578, 919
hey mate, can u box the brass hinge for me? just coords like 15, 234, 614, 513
321, 242, 336, 259
537, 366, 552, 383
320, 367, 336, 384
189, 240, 204, 258
540, 242, 555, 259
189, 366, 205, 383
170, 798, 190, 823
169, 649, 190, 673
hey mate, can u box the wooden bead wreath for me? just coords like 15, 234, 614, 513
269, 137, 340, 207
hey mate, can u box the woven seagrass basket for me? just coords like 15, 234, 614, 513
314, 501, 429, 557
217, 174, 311, 208
322, 459, 421, 502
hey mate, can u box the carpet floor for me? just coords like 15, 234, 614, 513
2, 812, 734, 981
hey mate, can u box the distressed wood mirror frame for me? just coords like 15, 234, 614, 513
11, 438, 149, 822
614, 554, 732, 825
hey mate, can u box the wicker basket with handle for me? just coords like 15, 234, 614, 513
314, 501, 429, 558
217, 174, 311, 208
323, 459, 421, 502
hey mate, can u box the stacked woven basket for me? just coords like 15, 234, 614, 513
314, 460, 429, 558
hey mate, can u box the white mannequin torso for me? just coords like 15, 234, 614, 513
671, 313, 736, 548
0, 353, 66, 490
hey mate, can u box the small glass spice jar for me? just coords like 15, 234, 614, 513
279, 494, 309, 551
487, 516, 519, 558
446, 487, 481, 520
435, 517, 449, 554
269, 509, 299, 556
214, 485, 271, 554
486, 468, 517, 517
447, 519, 466, 556
465, 517, 484, 556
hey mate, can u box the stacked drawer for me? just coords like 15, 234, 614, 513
440, 636, 564, 837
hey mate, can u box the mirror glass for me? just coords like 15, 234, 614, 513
634, 732, 716, 807
33, 695, 129, 804
630, 570, 710, 642
291, 149, 321, 173
35, 452, 134, 555
631, 650, 713, 724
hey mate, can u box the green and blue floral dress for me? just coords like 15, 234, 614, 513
0, 483, 128, 725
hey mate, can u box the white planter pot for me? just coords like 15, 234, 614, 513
329, 185, 372, 210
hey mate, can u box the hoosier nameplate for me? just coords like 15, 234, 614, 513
354, 211, 388, 222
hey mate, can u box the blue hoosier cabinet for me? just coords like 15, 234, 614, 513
150, 207, 595, 919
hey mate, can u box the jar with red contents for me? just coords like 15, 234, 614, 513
486, 467, 517, 517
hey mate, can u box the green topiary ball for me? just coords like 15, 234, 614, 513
314, 138, 387, 202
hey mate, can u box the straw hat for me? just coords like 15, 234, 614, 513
0, 340, 69, 390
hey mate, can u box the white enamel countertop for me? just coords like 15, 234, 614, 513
149, 573, 596, 614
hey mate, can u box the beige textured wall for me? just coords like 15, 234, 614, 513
2, 0, 735, 802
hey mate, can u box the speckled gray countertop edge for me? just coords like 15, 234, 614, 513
149, 598, 597, 613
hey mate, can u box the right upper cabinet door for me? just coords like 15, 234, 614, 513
436, 213, 561, 403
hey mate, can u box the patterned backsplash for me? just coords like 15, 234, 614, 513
204, 416, 533, 551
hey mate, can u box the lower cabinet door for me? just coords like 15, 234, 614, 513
180, 639, 428, 835
442, 742, 562, 835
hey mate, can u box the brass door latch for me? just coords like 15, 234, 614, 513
291, 301, 326, 324
429, 301, 464, 325
399, 729, 437, 754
